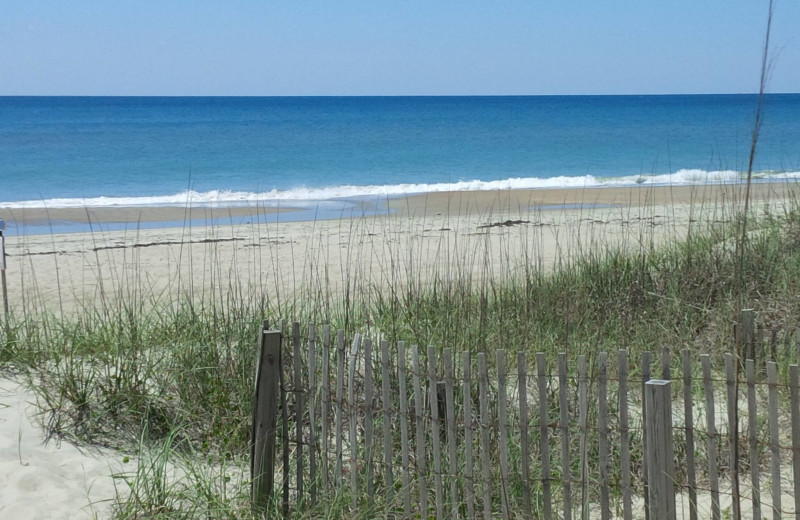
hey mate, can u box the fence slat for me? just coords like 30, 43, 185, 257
746, 359, 762, 520
682, 349, 698, 520
381, 339, 394, 506
412, 345, 428, 517
598, 352, 610, 520
463, 351, 476, 520
280, 321, 289, 517
559, 353, 573, 520
321, 325, 331, 493
479, 352, 492, 520
308, 322, 317, 503
724, 353, 740, 520
444, 349, 459, 520
741, 308, 756, 361
645, 379, 676, 520
428, 345, 445, 520
767, 361, 781, 520
398, 342, 412, 518
537, 352, 553, 520
578, 355, 589, 520
791, 365, 800, 520
335, 330, 345, 489
518, 352, 532, 519
364, 338, 375, 508
293, 322, 304, 504
496, 350, 510, 520
347, 333, 361, 510
618, 350, 632, 520
702, 355, 721, 520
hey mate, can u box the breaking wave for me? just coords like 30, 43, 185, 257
2, 169, 799, 209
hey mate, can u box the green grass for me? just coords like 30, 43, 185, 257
2, 193, 800, 518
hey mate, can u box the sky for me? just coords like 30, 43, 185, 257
1, 1, 798, 96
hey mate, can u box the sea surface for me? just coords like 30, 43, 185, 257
1, 95, 799, 233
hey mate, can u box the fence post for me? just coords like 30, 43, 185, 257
251, 323, 282, 513
645, 379, 676, 520
740, 308, 756, 361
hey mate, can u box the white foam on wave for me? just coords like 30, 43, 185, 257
2, 169, 799, 209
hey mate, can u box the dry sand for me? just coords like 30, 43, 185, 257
0, 183, 797, 518
0, 376, 126, 519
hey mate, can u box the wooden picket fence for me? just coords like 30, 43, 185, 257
251, 320, 800, 519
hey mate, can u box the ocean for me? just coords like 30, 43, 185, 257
1, 95, 799, 232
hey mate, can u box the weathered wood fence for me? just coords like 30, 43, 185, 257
251, 320, 800, 519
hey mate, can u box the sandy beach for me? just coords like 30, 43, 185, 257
0, 182, 798, 517
0, 183, 794, 318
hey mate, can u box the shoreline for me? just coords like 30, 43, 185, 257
1, 182, 796, 235
1, 182, 795, 318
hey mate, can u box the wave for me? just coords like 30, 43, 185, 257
2, 169, 799, 209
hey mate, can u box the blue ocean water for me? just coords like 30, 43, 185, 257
0, 95, 799, 212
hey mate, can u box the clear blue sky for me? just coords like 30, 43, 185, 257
2, 1, 797, 96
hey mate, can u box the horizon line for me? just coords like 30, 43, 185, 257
1, 92, 799, 99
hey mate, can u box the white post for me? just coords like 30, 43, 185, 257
0, 218, 8, 321
645, 379, 676, 520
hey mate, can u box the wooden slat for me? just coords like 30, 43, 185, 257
741, 308, 756, 361
578, 355, 589, 519
321, 325, 331, 493
644, 380, 676, 520
598, 352, 610, 520
496, 350, 510, 520
537, 352, 553, 520
364, 338, 375, 508
428, 345, 444, 520
641, 351, 652, 520
347, 333, 361, 510
479, 352, 492, 520
280, 323, 289, 517
619, 350, 632, 520
381, 339, 394, 506
661, 346, 671, 380
746, 359, 762, 520
791, 365, 800, 519
308, 322, 317, 502
701, 355, 721, 520
293, 322, 304, 503
335, 329, 345, 489
767, 361, 781, 520
724, 353, 740, 520
444, 349, 459, 520
518, 352, 532, 519
398, 341, 412, 517
463, 351, 476, 520
559, 353, 573, 520
682, 349, 698, 520
412, 345, 428, 517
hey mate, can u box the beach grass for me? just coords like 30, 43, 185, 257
2, 186, 800, 517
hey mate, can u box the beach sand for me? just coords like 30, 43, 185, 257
0, 376, 127, 519
0, 182, 797, 517
0, 183, 793, 318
